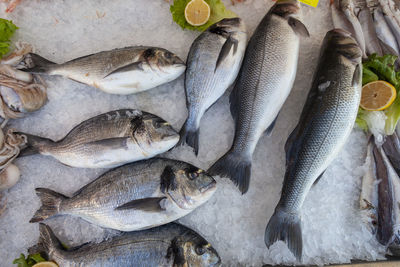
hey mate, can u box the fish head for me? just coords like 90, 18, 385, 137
141, 47, 185, 74
272, 0, 302, 18
161, 164, 217, 210
324, 29, 362, 64
130, 113, 179, 152
172, 231, 221, 267
208, 17, 246, 35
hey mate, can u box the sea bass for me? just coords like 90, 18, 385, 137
31, 223, 221, 267
17, 109, 179, 168
30, 158, 217, 231
24, 46, 186, 95
264, 29, 362, 261
179, 18, 247, 155
208, 0, 309, 193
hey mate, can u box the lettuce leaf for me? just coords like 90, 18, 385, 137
363, 54, 399, 89
362, 65, 378, 86
0, 18, 18, 58
13, 253, 45, 267
170, 0, 236, 31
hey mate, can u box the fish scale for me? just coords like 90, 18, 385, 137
265, 29, 362, 261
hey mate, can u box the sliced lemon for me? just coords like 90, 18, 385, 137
360, 80, 397, 111
184, 0, 210, 26
32, 262, 58, 267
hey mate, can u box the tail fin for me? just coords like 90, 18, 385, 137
29, 223, 63, 257
25, 53, 56, 74
17, 133, 54, 157
264, 209, 303, 261
177, 120, 200, 156
208, 150, 251, 194
30, 188, 68, 223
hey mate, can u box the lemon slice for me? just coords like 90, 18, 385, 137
360, 80, 397, 111
184, 0, 210, 26
32, 262, 58, 267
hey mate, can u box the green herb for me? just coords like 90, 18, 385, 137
0, 18, 18, 59
13, 253, 46, 267
170, 0, 236, 31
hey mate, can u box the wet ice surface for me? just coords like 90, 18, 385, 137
0, 0, 386, 266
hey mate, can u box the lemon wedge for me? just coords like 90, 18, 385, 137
184, 0, 210, 26
32, 262, 59, 267
360, 80, 397, 111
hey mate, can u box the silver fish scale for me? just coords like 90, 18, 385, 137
280, 54, 361, 212
232, 14, 299, 155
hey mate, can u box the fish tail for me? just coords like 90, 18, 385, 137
25, 53, 56, 74
30, 188, 68, 223
178, 119, 200, 156
29, 223, 63, 257
208, 149, 251, 194
17, 133, 54, 157
264, 209, 302, 261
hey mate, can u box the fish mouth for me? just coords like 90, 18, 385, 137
199, 179, 217, 193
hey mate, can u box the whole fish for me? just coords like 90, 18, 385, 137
17, 109, 179, 168
358, 5, 383, 55
179, 18, 247, 155
330, 0, 357, 38
379, 0, 400, 49
372, 7, 400, 55
24, 46, 186, 95
340, 0, 367, 57
30, 158, 217, 231
208, 0, 309, 194
264, 29, 362, 261
31, 223, 221, 267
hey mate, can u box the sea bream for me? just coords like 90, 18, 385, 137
24, 46, 186, 95
16, 109, 179, 168
30, 158, 217, 231
264, 29, 362, 261
179, 17, 247, 155
31, 223, 221, 267
208, 0, 309, 194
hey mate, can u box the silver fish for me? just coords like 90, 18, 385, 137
24, 47, 186, 95
358, 5, 383, 55
30, 158, 217, 231
208, 0, 309, 194
264, 29, 362, 261
340, 0, 367, 57
31, 223, 221, 267
179, 18, 247, 155
372, 7, 400, 55
17, 109, 179, 168
331, 0, 357, 37
379, 0, 400, 49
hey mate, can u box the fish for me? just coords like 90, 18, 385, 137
358, 5, 383, 56
339, 0, 367, 57
29, 158, 217, 231
264, 29, 362, 261
359, 138, 378, 233
379, 0, 400, 49
382, 132, 400, 175
16, 109, 179, 168
372, 7, 400, 55
208, 0, 309, 194
179, 17, 247, 155
330, 0, 357, 38
24, 46, 186, 95
30, 223, 221, 267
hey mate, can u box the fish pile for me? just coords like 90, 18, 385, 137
331, 0, 400, 57
3, 0, 384, 265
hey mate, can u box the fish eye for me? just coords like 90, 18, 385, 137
187, 171, 199, 180
164, 52, 173, 59
195, 246, 206, 255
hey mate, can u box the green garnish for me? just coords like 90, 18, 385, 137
13, 253, 46, 267
170, 0, 236, 31
0, 18, 18, 59
356, 54, 400, 135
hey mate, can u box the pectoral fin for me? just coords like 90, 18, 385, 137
265, 113, 279, 136
215, 35, 238, 72
104, 62, 144, 78
87, 137, 129, 150
115, 197, 166, 212
288, 17, 310, 37
352, 63, 362, 88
